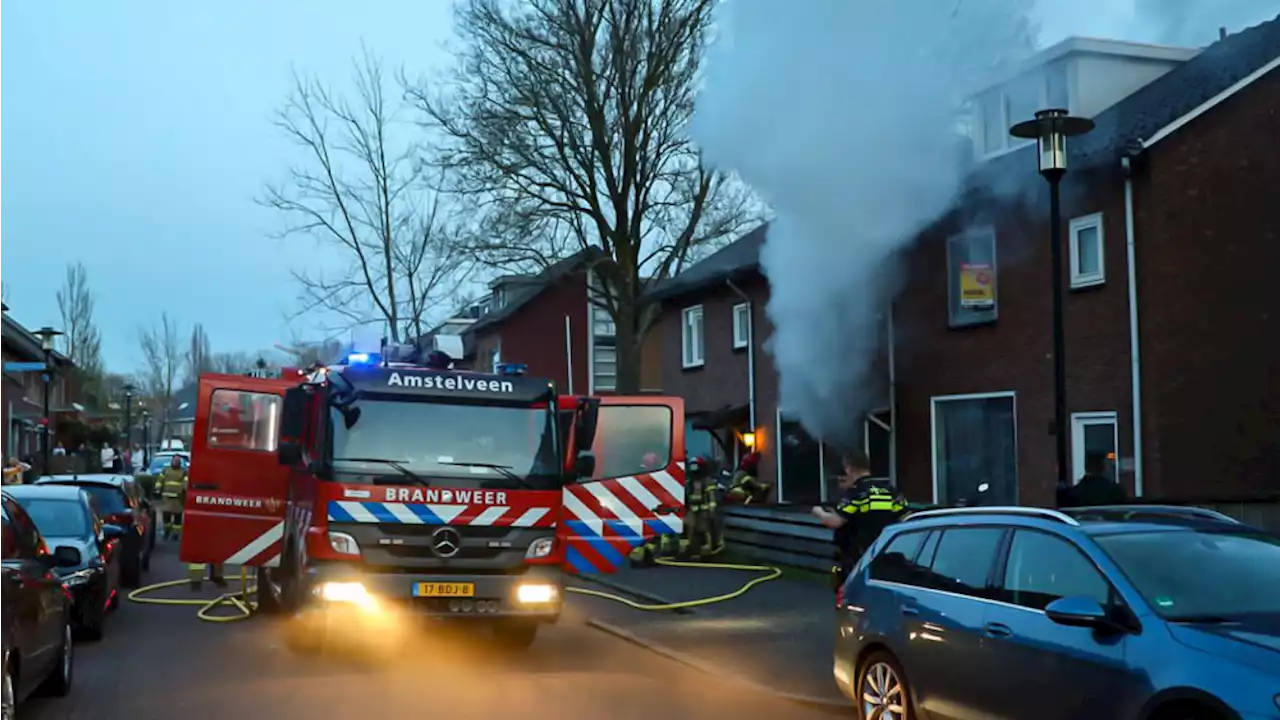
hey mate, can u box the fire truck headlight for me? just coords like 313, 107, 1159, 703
328, 531, 360, 556
516, 583, 558, 605
319, 581, 377, 610
525, 537, 554, 559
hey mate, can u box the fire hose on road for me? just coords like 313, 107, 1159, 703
127, 557, 783, 622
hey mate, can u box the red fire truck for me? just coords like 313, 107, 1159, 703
178, 349, 685, 648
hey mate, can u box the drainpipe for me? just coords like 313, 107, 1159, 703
725, 278, 756, 431
1122, 154, 1145, 497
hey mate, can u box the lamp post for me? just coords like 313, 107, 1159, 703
140, 409, 151, 466
34, 327, 64, 472
1010, 108, 1095, 494
122, 383, 136, 465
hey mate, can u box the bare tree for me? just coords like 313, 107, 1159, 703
138, 312, 183, 441
261, 51, 473, 343
185, 323, 213, 385
209, 352, 256, 374
408, 0, 758, 390
56, 262, 106, 406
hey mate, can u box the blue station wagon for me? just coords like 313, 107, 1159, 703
834, 505, 1280, 720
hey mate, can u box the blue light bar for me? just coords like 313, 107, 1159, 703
346, 352, 372, 364
495, 363, 528, 376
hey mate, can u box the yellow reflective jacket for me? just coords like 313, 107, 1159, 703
158, 467, 188, 499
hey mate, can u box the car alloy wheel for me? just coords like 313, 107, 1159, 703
860, 660, 907, 720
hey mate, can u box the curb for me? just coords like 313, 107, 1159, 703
575, 575, 696, 614
586, 618, 849, 715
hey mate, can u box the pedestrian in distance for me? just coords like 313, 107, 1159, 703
1058, 453, 1129, 508
812, 450, 907, 590
99, 442, 116, 472
2, 457, 31, 485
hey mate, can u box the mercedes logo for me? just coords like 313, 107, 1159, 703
431, 527, 462, 558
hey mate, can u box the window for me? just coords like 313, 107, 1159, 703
681, 305, 704, 368
975, 68, 1066, 158
869, 530, 929, 585
947, 227, 998, 327
1046, 63, 1070, 109
593, 405, 673, 479
1069, 213, 1105, 287
979, 90, 1006, 156
1071, 412, 1118, 483
207, 389, 281, 452
932, 393, 1017, 505
1005, 75, 1041, 149
1000, 530, 1110, 610
732, 303, 749, 349
3, 500, 44, 559
926, 528, 1004, 597
489, 346, 501, 373
593, 345, 617, 392
19, 499, 90, 537
1096, 530, 1280, 619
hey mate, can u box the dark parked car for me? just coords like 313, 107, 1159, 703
2, 493, 77, 717
835, 505, 1280, 720
37, 474, 153, 587
5, 485, 124, 640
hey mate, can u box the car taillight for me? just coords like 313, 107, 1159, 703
835, 585, 845, 608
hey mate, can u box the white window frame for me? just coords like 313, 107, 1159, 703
681, 305, 705, 369
1070, 411, 1118, 483
731, 303, 749, 350
929, 391, 1018, 504
1068, 212, 1106, 288
489, 346, 501, 373
976, 63, 1071, 161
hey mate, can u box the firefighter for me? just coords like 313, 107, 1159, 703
811, 451, 907, 589
724, 451, 772, 505
158, 455, 188, 541
628, 456, 719, 566
676, 455, 722, 560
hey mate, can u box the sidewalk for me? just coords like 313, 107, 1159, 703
572, 561, 846, 711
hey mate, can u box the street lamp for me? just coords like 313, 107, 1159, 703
34, 326, 64, 472
1010, 108, 1095, 494
122, 383, 136, 461
140, 409, 151, 466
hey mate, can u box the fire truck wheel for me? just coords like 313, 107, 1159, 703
254, 567, 283, 615
492, 620, 538, 650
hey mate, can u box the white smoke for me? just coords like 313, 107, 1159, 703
692, 0, 1278, 446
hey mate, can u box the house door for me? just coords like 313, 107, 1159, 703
1071, 412, 1118, 483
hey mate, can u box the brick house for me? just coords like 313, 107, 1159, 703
646, 227, 889, 505
454, 248, 662, 395
648, 21, 1279, 513
892, 21, 1279, 511
2, 305, 79, 464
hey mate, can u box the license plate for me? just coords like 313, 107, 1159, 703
413, 582, 475, 598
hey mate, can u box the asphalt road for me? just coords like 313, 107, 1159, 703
21, 542, 840, 720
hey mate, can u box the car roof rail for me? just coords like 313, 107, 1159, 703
1059, 505, 1242, 524
900, 506, 1080, 526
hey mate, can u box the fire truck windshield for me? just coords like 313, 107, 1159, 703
328, 400, 561, 490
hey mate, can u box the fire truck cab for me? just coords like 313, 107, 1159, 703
179, 349, 685, 649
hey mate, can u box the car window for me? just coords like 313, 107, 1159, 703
999, 530, 1111, 610
1096, 530, 1280, 619
17, 499, 91, 538
5, 502, 46, 558
1, 515, 17, 560
74, 485, 129, 515
925, 528, 1004, 597
869, 530, 929, 585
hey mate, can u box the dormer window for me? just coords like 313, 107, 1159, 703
975, 63, 1070, 158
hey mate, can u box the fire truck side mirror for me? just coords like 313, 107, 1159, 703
574, 398, 600, 450
572, 451, 596, 479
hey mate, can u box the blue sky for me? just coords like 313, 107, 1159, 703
3, 0, 1275, 378
2, 1, 454, 371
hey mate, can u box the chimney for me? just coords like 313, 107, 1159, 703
1219, 26, 1228, 41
